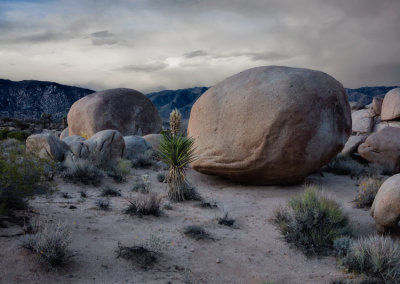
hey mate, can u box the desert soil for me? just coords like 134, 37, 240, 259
0, 169, 379, 284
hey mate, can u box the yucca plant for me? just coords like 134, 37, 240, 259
158, 132, 197, 201
170, 108, 182, 137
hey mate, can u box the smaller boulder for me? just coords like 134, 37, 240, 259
60, 127, 69, 140
123, 136, 152, 160
372, 97, 383, 115
371, 174, 400, 232
341, 135, 367, 156
83, 130, 125, 164
26, 132, 70, 161
351, 108, 375, 134
358, 127, 400, 172
381, 88, 400, 121
63, 135, 89, 159
143, 134, 163, 150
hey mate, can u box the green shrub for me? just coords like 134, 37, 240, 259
6, 131, 29, 141
333, 236, 353, 257
353, 177, 383, 209
21, 219, 72, 267
0, 139, 54, 215
132, 174, 151, 194
106, 159, 132, 183
62, 159, 104, 186
131, 149, 157, 168
340, 235, 400, 283
0, 128, 10, 140
271, 185, 350, 255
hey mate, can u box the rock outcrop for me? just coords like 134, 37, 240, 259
341, 135, 367, 156
83, 130, 125, 164
123, 136, 152, 160
26, 132, 70, 161
381, 87, 400, 121
188, 66, 351, 184
351, 109, 375, 134
358, 127, 400, 172
143, 134, 163, 150
67, 88, 162, 137
371, 174, 400, 232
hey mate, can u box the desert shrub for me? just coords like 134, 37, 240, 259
60, 192, 72, 199
218, 213, 235, 227
21, 219, 72, 267
0, 128, 10, 140
131, 149, 157, 168
340, 235, 400, 283
163, 202, 173, 210
0, 139, 54, 215
199, 199, 218, 209
95, 198, 111, 210
62, 158, 104, 186
354, 177, 383, 209
100, 186, 121, 197
157, 172, 166, 183
116, 235, 162, 269
124, 193, 162, 217
271, 185, 350, 255
6, 131, 29, 141
323, 155, 368, 177
106, 159, 132, 183
184, 225, 211, 240
333, 236, 353, 257
132, 174, 151, 194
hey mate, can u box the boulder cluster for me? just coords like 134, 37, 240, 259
343, 87, 400, 172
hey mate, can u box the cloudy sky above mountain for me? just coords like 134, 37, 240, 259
0, 0, 399, 92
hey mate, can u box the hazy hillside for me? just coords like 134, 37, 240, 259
0, 79, 397, 121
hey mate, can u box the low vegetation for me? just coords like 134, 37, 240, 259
100, 186, 121, 197
62, 158, 104, 186
0, 139, 55, 216
353, 177, 383, 208
184, 224, 211, 240
218, 213, 236, 227
340, 235, 400, 283
271, 185, 350, 255
21, 219, 72, 267
116, 235, 162, 269
124, 193, 162, 217
106, 159, 132, 183
95, 198, 111, 210
132, 174, 152, 193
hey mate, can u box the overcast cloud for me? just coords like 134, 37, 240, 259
0, 0, 399, 92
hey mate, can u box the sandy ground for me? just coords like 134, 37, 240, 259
0, 168, 381, 284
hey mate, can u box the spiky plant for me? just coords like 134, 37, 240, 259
170, 108, 182, 137
157, 132, 197, 201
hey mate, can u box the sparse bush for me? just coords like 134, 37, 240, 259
218, 213, 235, 227
6, 131, 29, 141
184, 225, 211, 240
62, 159, 104, 186
60, 192, 72, 199
340, 235, 400, 283
95, 198, 111, 210
124, 193, 162, 216
199, 199, 218, 209
116, 235, 162, 269
21, 219, 72, 267
354, 177, 383, 209
79, 191, 87, 198
132, 174, 151, 193
131, 149, 157, 168
157, 172, 166, 183
106, 159, 132, 183
323, 155, 368, 177
100, 186, 121, 197
0, 139, 54, 215
333, 236, 353, 257
271, 185, 350, 255
163, 202, 173, 210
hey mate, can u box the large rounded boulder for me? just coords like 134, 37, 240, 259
381, 88, 400, 121
187, 66, 351, 184
67, 88, 162, 137
371, 174, 400, 232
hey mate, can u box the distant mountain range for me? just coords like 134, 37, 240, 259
0, 78, 398, 121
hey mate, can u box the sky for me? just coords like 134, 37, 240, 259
0, 0, 399, 93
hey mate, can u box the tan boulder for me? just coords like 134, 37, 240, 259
358, 127, 400, 172
187, 66, 351, 184
143, 134, 163, 150
341, 135, 367, 156
381, 87, 400, 121
26, 132, 70, 161
351, 108, 375, 134
67, 88, 162, 137
372, 97, 383, 115
371, 174, 400, 232
60, 127, 69, 140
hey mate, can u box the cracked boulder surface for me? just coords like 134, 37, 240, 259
26, 131, 70, 161
358, 126, 400, 172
